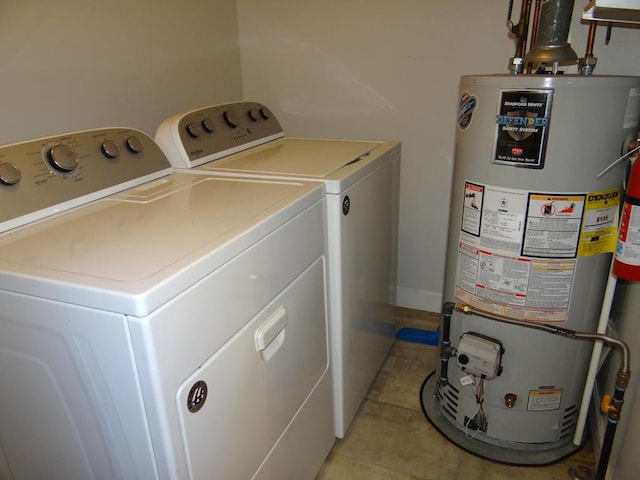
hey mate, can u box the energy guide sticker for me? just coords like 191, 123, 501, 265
578, 188, 620, 257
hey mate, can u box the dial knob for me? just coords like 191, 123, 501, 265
201, 118, 215, 134
248, 109, 260, 122
101, 140, 121, 159
46, 144, 78, 173
222, 110, 238, 128
125, 136, 144, 154
0, 162, 22, 185
259, 107, 271, 120
185, 122, 202, 138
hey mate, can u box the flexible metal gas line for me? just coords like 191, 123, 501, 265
452, 302, 629, 373
445, 302, 631, 480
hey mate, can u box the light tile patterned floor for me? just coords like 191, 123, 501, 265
316, 308, 595, 480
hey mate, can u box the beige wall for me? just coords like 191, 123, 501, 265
0, 0, 242, 145
236, 0, 512, 311
236, 0, 640, 314
235, 3, 640, 477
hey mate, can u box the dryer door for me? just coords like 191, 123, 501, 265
175, 258, 329, 480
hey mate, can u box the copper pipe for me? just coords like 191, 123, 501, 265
515, 0, 533, 59
530, 0, 543, 50
578, 20, 598, 74
585, 20, 597, 58
527, 0, 542, 73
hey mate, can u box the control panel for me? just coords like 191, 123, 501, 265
155, 101, 285, 168
456, 332, 504, 380
0, 128, 172, 233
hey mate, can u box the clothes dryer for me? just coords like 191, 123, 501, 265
156, 102, 401, 437
0, 127, 334, 479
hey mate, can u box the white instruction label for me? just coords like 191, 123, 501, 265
455, 182, 618, 322
527, 389, 562, 411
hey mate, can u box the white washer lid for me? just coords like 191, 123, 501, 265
0, 173, 323, 316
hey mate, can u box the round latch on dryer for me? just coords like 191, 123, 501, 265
342, 195, 351, 215
187, 380, 208, 413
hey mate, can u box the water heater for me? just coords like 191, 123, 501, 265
427, 74, 640, 461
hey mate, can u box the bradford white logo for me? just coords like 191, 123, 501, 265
457, 92, 477, 130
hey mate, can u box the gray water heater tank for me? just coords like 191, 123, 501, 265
436, 74, 640, 448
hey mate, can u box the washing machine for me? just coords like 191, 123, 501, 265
156, 101, 401, 437
0, 127, 334, 479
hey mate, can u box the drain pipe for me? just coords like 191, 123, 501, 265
453, 303, 630, 480
438, 302, 456, 386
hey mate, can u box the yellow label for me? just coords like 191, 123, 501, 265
578, 188, 620, 257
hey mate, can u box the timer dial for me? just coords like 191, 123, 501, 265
46, 144, 78, 173
222, 111, 238, 128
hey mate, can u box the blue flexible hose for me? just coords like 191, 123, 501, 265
395, 327, 440, 345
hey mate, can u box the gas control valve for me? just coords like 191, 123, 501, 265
456, 332, 504, 380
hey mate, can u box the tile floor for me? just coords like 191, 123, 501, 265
316, 308, 595, 480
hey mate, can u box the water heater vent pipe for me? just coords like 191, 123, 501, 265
523, 0, 579, 70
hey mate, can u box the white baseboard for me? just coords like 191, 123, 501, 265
396, 286, 442, 313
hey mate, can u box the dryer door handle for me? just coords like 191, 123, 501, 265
255, 307, 288, 352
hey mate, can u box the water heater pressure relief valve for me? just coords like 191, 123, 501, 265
456, 332, 504, 380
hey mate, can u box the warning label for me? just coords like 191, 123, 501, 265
527, 389, 562, 411
523, 194, 586, 258
455, 182, 617, 322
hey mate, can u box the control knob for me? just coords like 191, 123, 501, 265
222, 110, 238, 128
259, 107, 271, 120
0, 162, 22, 185
125, 136, 144, 154
248, 109, 260, 122
201, 118, 215, 134
101, 140, 121, 159
185, 122, 202, 138
45, 144, 78, 173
